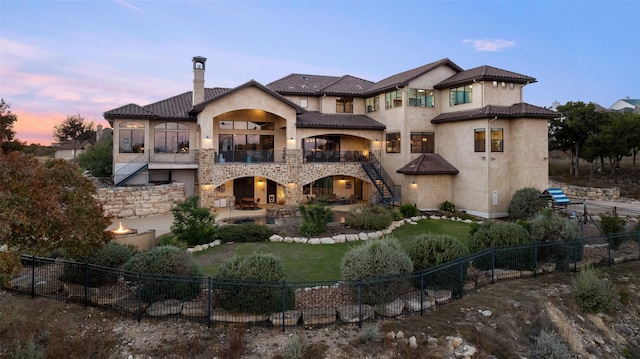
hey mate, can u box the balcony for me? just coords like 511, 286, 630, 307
215, 149, 285, 164
149, 149, 199, 163
303, 150, 368, 163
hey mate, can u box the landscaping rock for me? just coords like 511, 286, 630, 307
181, 301, 210, 317
374, 298, 405, 317
337, 304, 374, 323
147, 299, 183, 316
210, 309, 269, 323
10, 275, 63, 295
269, 310, 302, 326
302, 308, 337, 325
319, 237, 335, 244
358, 233, 368, 241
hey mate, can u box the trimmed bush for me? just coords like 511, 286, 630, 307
508, 187, 546, 221
469, 221, 534, 271
439, 200, 455, 212
217, 223, 274, 243
59, 241, 135, 286
599, 213, 627, 249
344, 204, 393, 231
572, 267, 617, 313
170, 196, 218, 246
532, 329, 572, 359
341, 239, 413, 305
122, 246, 203, 302
298, 203, 332, 236
529, 212, 583, 268
214, 253, 294, 314
408, 234, 469, 296
399, 204, 419, 218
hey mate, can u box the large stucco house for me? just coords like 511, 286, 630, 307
104, 56, 558, 218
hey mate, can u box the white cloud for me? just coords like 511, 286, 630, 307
463, 38, 516, 52
113, 0, 143, 13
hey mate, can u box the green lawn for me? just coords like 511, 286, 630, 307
196, 218, 473, 282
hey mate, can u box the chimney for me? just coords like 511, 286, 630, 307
192, 56, 207, 105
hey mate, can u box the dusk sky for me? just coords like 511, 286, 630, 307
1, 0, 638, 145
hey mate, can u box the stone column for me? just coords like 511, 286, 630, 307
198, 149, 216, 208
285, 149, 303, 205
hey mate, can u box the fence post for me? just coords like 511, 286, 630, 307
281, 281, 286, 333
637, 231, 640, 261
574, 240, 578, 272
608, 235, 612, 267
491, 249, 495, 284
84, 261, 88, 308
30, 255, 35, 298
458, 259, 464, 299
534, 244, 538, 278
420, 272, 425, 315
137, 272, 142, 322
207, 277, 212, 329
357, 280, 363, 329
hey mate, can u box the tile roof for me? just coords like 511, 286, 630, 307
431, 103, 560, 124
296, 112, 386, 130
364, 58, 463, 95
104, 88, 231, 121
434, 65, 536, 89
396, 154, 459, 175
190, 80, 303, 114
266, 74, 374, 96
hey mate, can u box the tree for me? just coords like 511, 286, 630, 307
53, 114, 95, 160
549, 102, 603, 177
77, 131, 113, 177
0, 99, 22, 154
0, 152, 113, 256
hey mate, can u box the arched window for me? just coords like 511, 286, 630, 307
119, 121, 145, 153
154, 122, 190, 153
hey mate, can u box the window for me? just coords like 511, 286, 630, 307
386, 132, 401, 153
410, 132, 434, 153
407, 89, 434, 107
154, 122, 190, 153
450, 85, 472, 105
474, 129, 485, 152
218, 134, 275, 162
366, 96, 379, 113
385, 90, 403, 109
119, 121, 145, 153
218, 120, 274, 130
300, 99, 308, 108
336, 97, 353, 113
491, 128, 503, 152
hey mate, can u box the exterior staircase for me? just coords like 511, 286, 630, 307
362, 154, 401, 205
114, 153, 148, 186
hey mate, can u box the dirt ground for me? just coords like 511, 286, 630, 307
1, 260, 639, 359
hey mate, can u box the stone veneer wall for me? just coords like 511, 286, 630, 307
548, 179, 620, 201
97, 182, 185, 218
199, 148, 375, 208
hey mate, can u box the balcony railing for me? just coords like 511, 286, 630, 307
215, 149, 284, 164
149, 149, 199, 163
303, 150, 368, 163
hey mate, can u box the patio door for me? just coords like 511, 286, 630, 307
233, 177, 254, 200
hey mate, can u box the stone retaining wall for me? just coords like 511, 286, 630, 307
96, 183, 185, 218
548, 179, 620, 201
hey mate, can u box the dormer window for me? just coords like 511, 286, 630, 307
336, 97, 353, 113
450, 85, 472, 106
385, 89, 403, 109
408, 88, 434, 107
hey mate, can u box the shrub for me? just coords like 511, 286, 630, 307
508, 187, 546, 221
468, 221, 534, 271
344, 204, 393, 231
572, 267, 616, 313
170, 196, 218, 246
214, 253, 294, 314
11, 338, 46, 359
439, 200, 455, 212
283, 333, 309, 359
298, 203, 332, 236
532, 329, 572, 359
59, 241, 135, 286
217, 223, 274, 243
408, 234, 469, 296
341, 239, 413, 304
358, 323, 383, 344
0, 251, 22, 288
158, 234, 188, 249
399, 204, 419, 218
122, 246, 203, 302
599, 213, 627, 249
529, 212, 583, 268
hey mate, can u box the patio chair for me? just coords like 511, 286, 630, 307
344, 151, 354, 162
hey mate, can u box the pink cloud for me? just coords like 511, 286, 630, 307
13, 109, 110, 146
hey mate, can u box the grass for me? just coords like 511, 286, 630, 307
196, 219, 473, 282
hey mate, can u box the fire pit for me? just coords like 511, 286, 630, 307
108, 221, 156, 250
111, 221, 138, 235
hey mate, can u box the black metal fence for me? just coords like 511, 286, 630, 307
4, 231, 639, 331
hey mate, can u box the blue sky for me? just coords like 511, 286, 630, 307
1, 0, 638, 145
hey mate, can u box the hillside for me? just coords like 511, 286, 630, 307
1, 260, 638, 358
